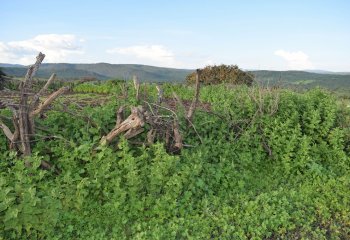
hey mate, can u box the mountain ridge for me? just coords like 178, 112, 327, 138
1, 63, 350, 89
0, 63, 192, 82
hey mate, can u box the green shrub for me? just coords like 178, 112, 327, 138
186, 64, 254, 85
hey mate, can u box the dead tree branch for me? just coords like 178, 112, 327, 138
30, 73, 56, 109
115, 106, 125, 128
31, 86, 69, 117
100, 106, 145, 146
156, 84, 163, 104
187, 69, 201, 122
0, 122, 14, 141
133, 75, 140, 101
0, 52, 70, 159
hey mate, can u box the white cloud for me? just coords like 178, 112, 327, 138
107, 45, 182, 68
274, 50, 314, 70
0, 34, 83, 64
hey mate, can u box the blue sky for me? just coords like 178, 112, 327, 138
1, 0, 349, 71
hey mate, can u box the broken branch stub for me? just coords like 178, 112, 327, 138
23, 52, 45, 89
133, 75, 140, 101
115, 105, 125, 128
156, 84, 163, 104
187, 69, 201, 122
173, 120, 183, 150
100, 106, 145, 146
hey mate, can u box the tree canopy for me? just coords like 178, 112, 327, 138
186, 64, 254, 85
0, 68, 6, 89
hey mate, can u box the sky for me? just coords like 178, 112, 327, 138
1, 0, 349, 71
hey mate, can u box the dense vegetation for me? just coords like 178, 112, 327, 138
186, 65, 254, 85
0, 69, 6, 90
0, 81, 350, 239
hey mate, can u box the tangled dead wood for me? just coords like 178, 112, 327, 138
0, 53, 69, 167
100, 70, 203, 153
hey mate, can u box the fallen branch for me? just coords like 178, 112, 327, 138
100, 106, 145, 145
31, 86, 69, 117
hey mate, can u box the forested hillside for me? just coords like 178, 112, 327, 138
1, 63, 350, 89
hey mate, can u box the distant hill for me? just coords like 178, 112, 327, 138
2, 65, 108, 80
250, 70, 350, 90
0, 63, 24, 68
1, 63, 192, 82
1, 63, 349, 89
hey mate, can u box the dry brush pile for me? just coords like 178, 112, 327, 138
0, 54, 204, 165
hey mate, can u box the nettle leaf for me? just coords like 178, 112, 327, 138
4, 207, 19, 223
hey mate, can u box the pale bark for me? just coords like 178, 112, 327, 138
187, 69, 201, 122
100, 106, 145, 145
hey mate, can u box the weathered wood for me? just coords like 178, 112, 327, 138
31, 86, 69, 117
124, 127, 144, 139
115, 106, 125, 128
18, 93, 31, 156
100, 106, 145, 145
187, 69, 201, 122
156, 84, 163, 104
147, 129, 156, 144
173, 120, 183, 149
11, 116, 20, 150
23, 52, 45, 89
30, 73, 56, 109
165, 129, 170, 146
133, 75, 140, 101
16, 52, 46, 156
0, 122, 14, 141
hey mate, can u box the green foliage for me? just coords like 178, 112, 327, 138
0, 68, 7, 89
252, 70, 350, 90
0, 83, 349, 239
0, 154, 61, 239
186, 64, 254, 85
72, 81, 117, 94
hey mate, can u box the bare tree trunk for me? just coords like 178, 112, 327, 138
18, 96, 31, 156
16, 53, 46, 156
